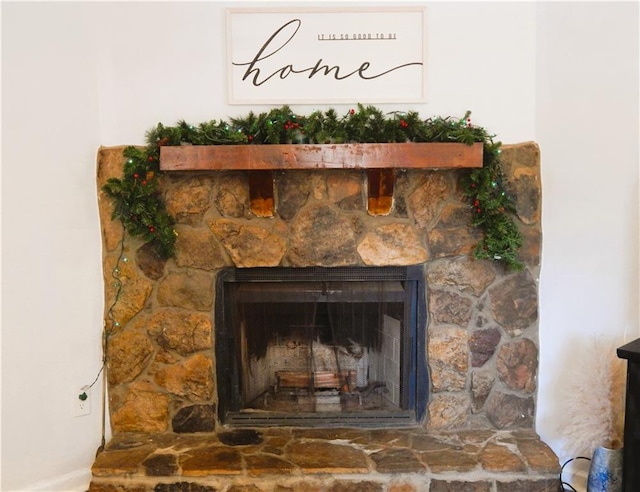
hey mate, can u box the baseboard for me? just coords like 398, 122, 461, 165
28, 468, 91, 492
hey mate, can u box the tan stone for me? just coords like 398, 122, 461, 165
157, 270, 215, 311
496, 479, 559, 492
147, 310, 212, 356
180, 445, 243, 475
110, 380, 170, 433
429, 326, 469, 392
471, 371, 495, 413
104, 252, 153, 327
501, 142, 540, 171
370, 448, 426, 473
428, 393, 470, 429
286, 441, 369, 473
411, 435, 454, 453
358, 224, 428, 265
496, 338, 538, 393
165, 176, 213, 221
214, 174, 249, 218
287, 205, 359, 266
107, 327, 154, 385
245, 453, 295, 476
429, 290, 473, 327
419, 448, 479, 473
407, 172, 450, 229
175, 226, 229, 270
92, 446, 153, 476
479, 442, 526, 472
327, 172, 363, 206
88, 482, 146, 492
154, 353, 214, 401
517, 435, 561, 473
209, 219, 286, 267
429, 480, 491, 492
427, 257, 496, 296
387, 484, 417, 492
327, 482, 384, 492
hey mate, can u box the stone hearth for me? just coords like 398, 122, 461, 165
94, 142, 554, 489
90, 428, 559, 491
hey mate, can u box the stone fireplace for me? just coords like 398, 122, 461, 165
92, 142, 556, 491
215, 265, 428, 427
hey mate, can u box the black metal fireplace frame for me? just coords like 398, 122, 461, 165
214, 265, 428, 427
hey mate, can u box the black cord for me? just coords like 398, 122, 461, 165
559, 456, 591, 492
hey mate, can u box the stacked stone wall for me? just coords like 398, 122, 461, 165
97, 142, 541, 434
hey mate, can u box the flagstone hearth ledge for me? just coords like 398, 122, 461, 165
89, 427, 560, 492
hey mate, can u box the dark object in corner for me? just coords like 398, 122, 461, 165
617, 338, 640, 492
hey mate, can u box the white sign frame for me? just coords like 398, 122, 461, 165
226, 7, 427, 105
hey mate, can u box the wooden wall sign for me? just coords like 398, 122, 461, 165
226, 7, 427, 104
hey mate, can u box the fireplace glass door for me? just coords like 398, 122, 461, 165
215, 266, 427, 426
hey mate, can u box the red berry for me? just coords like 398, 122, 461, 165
148, 156, 155, 161
148, 225, 155, 232
141, 180, 147, 186
133, 173, 139, 179
349, 109, 355, 115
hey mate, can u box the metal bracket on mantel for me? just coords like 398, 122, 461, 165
160, 142, 483, 217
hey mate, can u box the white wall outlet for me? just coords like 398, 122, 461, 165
74, 386, 91, 417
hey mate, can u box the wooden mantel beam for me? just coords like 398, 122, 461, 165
159, 142, 483, 216
159, 142, 483, 171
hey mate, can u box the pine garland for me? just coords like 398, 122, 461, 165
102, 104, 523, 269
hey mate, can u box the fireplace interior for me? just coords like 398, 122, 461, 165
215, 266, 428, 426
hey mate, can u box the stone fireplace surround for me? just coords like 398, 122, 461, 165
91, 142, 559, 491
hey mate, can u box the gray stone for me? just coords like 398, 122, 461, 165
135, 242, 167, 280
276, 171, 312, 221
143, 454, 179, 476
469, 327, 502, 367
430, 481, 491, 492
486, 390, 534, 429
428, 227, 483, 259
172, 404, 216, 433
427, 257, 496, 296
287, 205, 359, 266
154, 482, 218, 492
407, 172, 450, 229
214, 174, 249, 218
489, 270, 538, 336
429, 290, 473, 327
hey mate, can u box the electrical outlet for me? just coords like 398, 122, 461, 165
74, 387, 91, 417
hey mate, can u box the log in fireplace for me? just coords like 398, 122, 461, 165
215, 265, 428, 427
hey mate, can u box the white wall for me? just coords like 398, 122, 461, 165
535, 1, 639, 462
1, 3, 105, 491
1, 1, 637, 490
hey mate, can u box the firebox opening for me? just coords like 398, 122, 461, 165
215, 266, 428, 427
